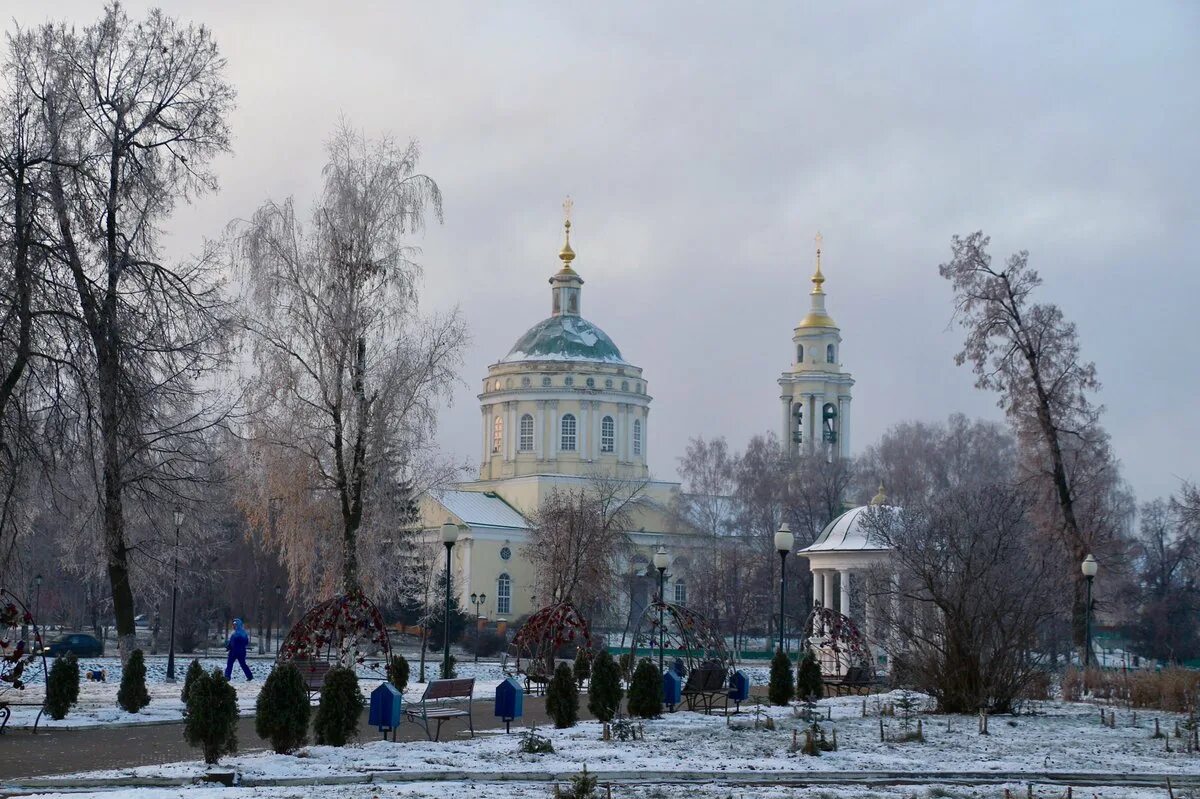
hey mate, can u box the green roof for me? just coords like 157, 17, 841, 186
501, 315, 628, 365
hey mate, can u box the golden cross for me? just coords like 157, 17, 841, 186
563, 195, 574, 226
815, 230, 823, 254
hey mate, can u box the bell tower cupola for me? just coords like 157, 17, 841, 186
550, 196, 584, 317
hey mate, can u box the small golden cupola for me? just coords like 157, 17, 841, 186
549, 196, 584, 317
798, 232, 837, 330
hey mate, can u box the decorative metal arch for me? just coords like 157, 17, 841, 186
629, 600, 733, 675
510, 599, 593, 678
802, 605, 873, 677
277, 591, 391, 677
1, 588, 48, 730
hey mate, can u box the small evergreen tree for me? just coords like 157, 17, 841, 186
117, 649, 151, 713
796, 648, 823, 701
626, 659, 663, 719
546, 662, 579, 728
553, 764, 598, 799
768, 647, 794, 706
184, 669, 239, 764
440, 653, 457, 679
181, 658, 205, 711
46, 654, 80, 720
313, 666, 364, 746
388, 654, 410, 694
255, 663, 311, 754
587, 650, 623, 723
573, 648, 591, 689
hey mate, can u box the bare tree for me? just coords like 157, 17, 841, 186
673, 436, 736, 624
1129, 498, 1200, 662
235, 123, 465, 600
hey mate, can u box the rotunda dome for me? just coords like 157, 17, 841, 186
802, 505, 895, 553
501, 314, 627, 365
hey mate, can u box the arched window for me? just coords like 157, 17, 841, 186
796, 344, 804, 364
601, 416, 615, 453
492, 415, 503, 453
560, 414, 577, 451
826, 344, 836, 363
633, 419, 642, 456
674, 581, 687, 606
519, 414, 534, 451
497, 573, 511, 614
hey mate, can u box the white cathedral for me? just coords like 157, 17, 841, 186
418, 208, 873, 635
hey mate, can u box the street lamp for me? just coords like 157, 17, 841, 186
273, 584, 282, 654
33, 574, 42, 624
653, 545, 669, 674
1081, 554, 1098, 669
469, 592, 487, 663
166, 508, 184, 682
440, 520, 459, 679
775, 523, 795, 652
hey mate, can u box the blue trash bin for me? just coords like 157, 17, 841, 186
369, 682, 403, 740
728, 670, 750, 712
494, 676, 524, 733
662, 669, 682, 712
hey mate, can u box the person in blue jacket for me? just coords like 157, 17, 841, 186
224, 618, 253, 680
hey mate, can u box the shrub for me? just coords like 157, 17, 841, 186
587, 650, 623, 723
546, 662, 579, 728
440, 653, 457, 680
117, 649, 150, 713
181, 658, 205, 709
462, 630, 507, 658
573, 648, 591, 688
46, 654, 80, 720
768, 648, 794, 706
184, 669, 239, 764
553, 764, 598, 799
313, 666, 364, 746
254, 663, 311, 754
387, 654, 409, 694
626, 659, 662, 719
796, 648, 823, 702
518, 726, 554, 754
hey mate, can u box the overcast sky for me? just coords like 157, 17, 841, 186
18, 1, 1200, 503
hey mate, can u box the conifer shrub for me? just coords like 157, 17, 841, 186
573, 648, 591, 689
440, 653, 457, 679
796, 648, 823, 701
255, 662, 311, 754
313, 665, 364, 746
587, 650, 623, 723
388, 654, 409, 694
181, 658, 205, 710
626, 659, 663, 719
117, 649, 151, 713
553, 764, 598, 799
184, 668, 239, 764
46, 653, 80, 720
768, 647, 795, 706
546, 662, 579, 728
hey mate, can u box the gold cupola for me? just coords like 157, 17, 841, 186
798, 232, 837, 329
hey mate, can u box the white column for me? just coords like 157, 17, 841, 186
822, 569, 835, 614
839, 569, 851, 620
481, 407, 490, 469
592, 402, 601, 460
535, 401, 545, 459
616, 404, 626, 460
781, 396, 792, 453
808, 395, 818, 456
550, 405, 559, 455
839, 396, 850, 458
811, 570, 823, 610
579, 402, 588, 457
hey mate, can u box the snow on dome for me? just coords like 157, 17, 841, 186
501, 315, 629, 365
800, 505, 895, 553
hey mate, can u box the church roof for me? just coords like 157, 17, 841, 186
501, 314, 628, 365
430, 489, 530, 530
799, 505, 894, 553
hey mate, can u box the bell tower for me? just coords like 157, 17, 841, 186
778, 233, 854, 459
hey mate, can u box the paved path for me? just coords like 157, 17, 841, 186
0, 695, 576, 781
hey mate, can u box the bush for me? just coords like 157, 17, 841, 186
518, 726, 554, 754
440, 653, 457, 679
46, 654, 80, 720
255, 663, 311, 754
387, 654, 409, 694
184, 669, 239, 764
553, 764, 598, 799
181, 658, 205, 709
462, 630, 507, 658
768, 648, 794, 706
313, 666, 364, 746
546, 662, 579, 728
117, 649, 150, 713
573, 648, 591, 688
587, 650, 623, 723
796, 649, 823, 701
626, 659, 662, 719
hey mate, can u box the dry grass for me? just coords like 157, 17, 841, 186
1062, 666, 1200, 711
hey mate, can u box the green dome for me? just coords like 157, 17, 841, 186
502, 315, 627, 365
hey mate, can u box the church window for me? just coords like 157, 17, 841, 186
542, 376, 552, 387
564, 376, 574, 387
797, 344, 804, 364
494, 380, 501, 391
586, 377, 595, 388
521, 376, 530, 387
633, 419, 642, 455
601, 416, 614, 453
492, 416, 503, 453
636, 383, 642, 393
497, 573, 511, 614
621, 380, 629, 392
674, 581, 687, 606
826, 344, 836, 363
605, 379, 613, 389
519, 414, 534, 451
561, 414, 577, 451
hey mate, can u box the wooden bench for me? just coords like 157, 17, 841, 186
682, 665, 728, 714
822, 665, 877, 697
286, 660, 332, 699
405, 678, 475, 741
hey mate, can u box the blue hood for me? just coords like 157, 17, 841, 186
233, 618, 245, 634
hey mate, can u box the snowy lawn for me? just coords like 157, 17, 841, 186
61, 692, 1200, 781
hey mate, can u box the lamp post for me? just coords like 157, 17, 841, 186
273, 584, 282, 654
440, 520, 458, 679
775, 523, 795, 652
469, 592, 487, 663
653, 546, 669, 674
166, 508, 184, 682
33, 574, 42, 624
1081, 554, 1098, 669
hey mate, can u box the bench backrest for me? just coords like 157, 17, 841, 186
422, 678, 474, 701
287, 660, 331, 686
843, 666, 868, 684
683, 666, 724, 692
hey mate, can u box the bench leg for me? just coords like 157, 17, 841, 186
0, 705, 9, 735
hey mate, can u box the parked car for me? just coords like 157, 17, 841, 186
41, 633, 104, 658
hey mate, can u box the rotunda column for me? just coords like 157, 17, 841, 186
821, 570, 835, 618
839, 569, 851, 620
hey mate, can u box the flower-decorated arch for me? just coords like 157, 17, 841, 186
510, 599, 592, 682
277, 590, 391, 677
1, 588, 48, 731
629, 599, 733, 675
802, 604, 873, 677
